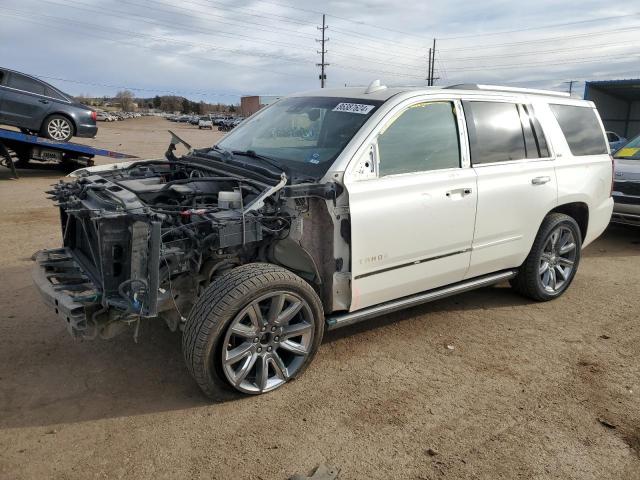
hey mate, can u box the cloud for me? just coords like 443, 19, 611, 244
1, 0, 638, 102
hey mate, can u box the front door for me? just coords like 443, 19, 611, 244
345, 100, 478, 311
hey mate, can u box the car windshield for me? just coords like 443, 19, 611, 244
614, 135, 640, 160
213, 96, 384, 178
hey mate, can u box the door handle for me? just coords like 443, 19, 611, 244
531, 176, 551, 185
446, 187, 473, 197
38, 99, 49, 104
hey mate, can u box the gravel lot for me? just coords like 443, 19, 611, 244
0, 117, 638, 480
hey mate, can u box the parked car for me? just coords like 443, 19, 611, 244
0, 67, 97, 141
96, 111, 116, 122
607, 131, 627, 152
198, 118, 213, 129
611, 134, 640, 226
33, 82, 613, 398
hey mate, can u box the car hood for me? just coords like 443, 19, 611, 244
614, 159, 640, 182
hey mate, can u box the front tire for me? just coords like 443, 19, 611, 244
183, 263, 324, 397
42, 115, 74, 141
511, 213, 582, 301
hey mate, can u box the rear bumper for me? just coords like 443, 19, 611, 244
612, 193, 640, 226
76, 122, 98, 138
32, 248, 100, 337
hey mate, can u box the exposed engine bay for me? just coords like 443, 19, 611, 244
36, 148, 341, 340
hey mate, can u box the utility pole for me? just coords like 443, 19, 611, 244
430, 38, 437, 86
564, 80, 576, 95
427, 48, 432, 86
316, 14, 329, 88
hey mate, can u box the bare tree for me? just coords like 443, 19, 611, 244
115, 90, 135, 112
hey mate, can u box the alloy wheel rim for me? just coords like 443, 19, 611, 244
539, 226, 577, 293
221, 291, 314, 394
48, 119, 71, 140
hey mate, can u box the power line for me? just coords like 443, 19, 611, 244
439, 24, 640, 52
38, 0, 315, 52
0, 10, 313, 79
438, 12, 640, 40
443, 40, 640, 61
34, 75, 243, 98
23, 2, 314, 66
255, 0, 432, 41
40, 0, 427, 73
444, 52, 640, 72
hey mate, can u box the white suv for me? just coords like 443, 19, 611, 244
34, 82, 613, 397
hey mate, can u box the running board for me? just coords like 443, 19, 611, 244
325, 270, 518, 331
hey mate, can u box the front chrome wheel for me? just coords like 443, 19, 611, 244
221, 291, 315, 394
539, 226, 577, 293
47, 118, 72, 141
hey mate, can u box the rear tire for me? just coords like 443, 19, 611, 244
42, 115, 74, 142
511, 213, 582, 301
182, 263, 324, 398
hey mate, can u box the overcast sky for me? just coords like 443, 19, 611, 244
1, 0, 639, 103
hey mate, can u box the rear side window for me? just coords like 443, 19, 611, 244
463, 101, 550, 164
7, 73, 46, 95
549, 104, 607, 156
377, 101, 461, 176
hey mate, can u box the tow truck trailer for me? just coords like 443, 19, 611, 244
0, 127, 137, 178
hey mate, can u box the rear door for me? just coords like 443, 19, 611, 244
2, 72, 53, 129
462, 99, 558, 278
345, 98, 478, 310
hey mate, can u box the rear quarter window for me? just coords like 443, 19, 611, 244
549, 104, 607, 156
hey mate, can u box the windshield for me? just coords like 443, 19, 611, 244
615, 135, 640, 160
213, 96, 384, 178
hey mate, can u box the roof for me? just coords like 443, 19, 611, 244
290, 82, 572, 102
585, 79, 640, 102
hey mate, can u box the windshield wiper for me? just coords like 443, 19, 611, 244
231, 150, 285, 174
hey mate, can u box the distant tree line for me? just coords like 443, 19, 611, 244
75, 90, 238, 114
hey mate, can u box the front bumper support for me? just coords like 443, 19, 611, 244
32, 248, 100, 337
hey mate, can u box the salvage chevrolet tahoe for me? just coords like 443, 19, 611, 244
33, 82, 614, 397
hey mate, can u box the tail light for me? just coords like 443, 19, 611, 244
610, 154, 615, 197
90, 111, 97, 121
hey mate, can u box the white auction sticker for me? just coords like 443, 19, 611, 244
332, 103, 375, 114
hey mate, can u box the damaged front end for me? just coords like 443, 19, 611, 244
33, 152, 294, 340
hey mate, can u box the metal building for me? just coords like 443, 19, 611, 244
240, 95, 282, 117
584, 79, 640, 139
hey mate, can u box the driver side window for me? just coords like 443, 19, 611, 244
378, 101, 461, 176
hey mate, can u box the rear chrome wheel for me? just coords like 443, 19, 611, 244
43, 116, 73, 141
222, 291, 315, 394
511, 213, 582, 301
539, 226, 577, 293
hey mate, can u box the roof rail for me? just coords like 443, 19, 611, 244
444, 83, 570, 97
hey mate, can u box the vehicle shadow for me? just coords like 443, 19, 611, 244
0, 164, 72, 181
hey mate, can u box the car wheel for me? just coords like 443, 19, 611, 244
183, 263, 324, 397
42, 115, 74, 141
511, 213, 582, 301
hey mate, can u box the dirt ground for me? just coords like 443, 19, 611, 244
0, 117, 639, 480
